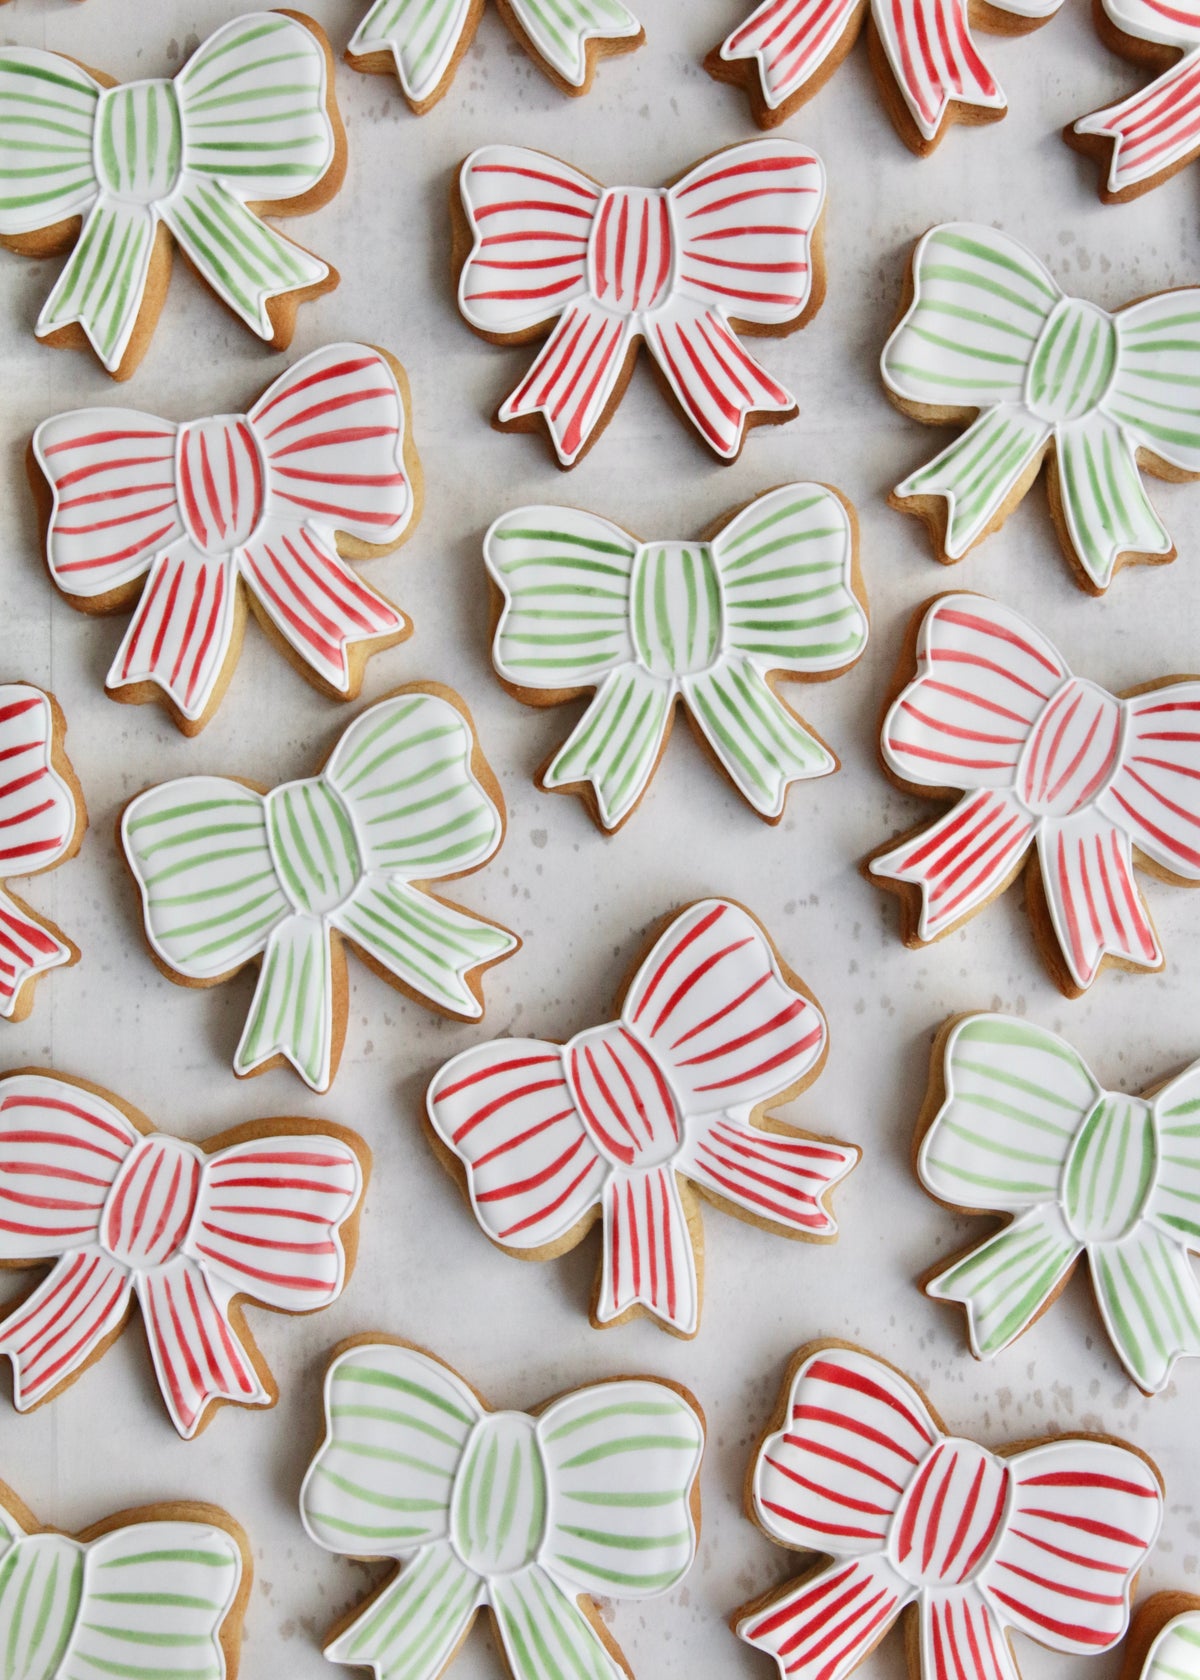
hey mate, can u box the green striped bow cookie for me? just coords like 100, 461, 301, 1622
484, 484, 868, 832
0, 1488, 245, 1680
121, 688, 517, 1094
918, 1013, 1200, 1395
1137, 1606, 1200, 1680
882, 223, 1200, 592
0, 12, 341, 377
300, 1339, 703, 1680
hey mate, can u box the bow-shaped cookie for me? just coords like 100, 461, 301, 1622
349, 0, 642, 106
0, 12, 342, 378
0, 1070, 364, 1438
868, 593, 1200, 993
882, 224, 1200, 591
485, 486, 868, 829
735, 1344, 1163, 1680
0, 686, 85, 1021
920, 1013, 1200, 1395
1070, 0, 1200, 199
33, 344, 418, 734
301, 1340, 703, 1680
456, 140, 824, 466
122, 689, 517, 1093
0, 1487, 245, 1680
428, 899, 858, 1338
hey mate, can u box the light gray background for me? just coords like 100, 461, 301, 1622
0, 0, 1197, 1674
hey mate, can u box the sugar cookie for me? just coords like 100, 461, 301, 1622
300, 1335, 703, 1680
1122, 1597, 1200, 1680
427, 898, 858, 1339
866, 592, 1200, 995
454, 140, 825, 466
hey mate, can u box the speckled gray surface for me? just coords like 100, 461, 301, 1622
0, 0, 1198, 1675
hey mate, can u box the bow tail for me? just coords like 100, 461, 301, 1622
926, 1205, 1081, 1359
0, 886, 73, 1020
163, 176, 331, 342
236, 913, 337, 1092
716, 0, 864, 110
492, 1564, 624, 1680
1090, 1224, 1200, 1394
0, 1249, 132, 1409
893, 407, 1051, 559
870, 790, 1035, 943
871, 0, 1006, 140
1053, 414, 1171, 590
921, 1585, 1021, 1680
37, 197, 159, 374
348, 0, 472, 102
736, 1557, 909, 1680
646, 305, 796, 460
509, 0, 640, 83
543, 667, 673, 830
596, 1166, 699, 1336
239, 526, 406, 695
325, 1541, 480, 1680
681, 1115, 856, 1237
1036, 815, 1162, 993
335, 877, 515, 1022
683, 656, 834, 819
136, 1258, 268, 1438
106, 541, 238, 727
1073, 51, 1200, 196
498, 303, 634, 467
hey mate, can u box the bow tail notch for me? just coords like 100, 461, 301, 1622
924, 1203, 1082, 1359
346, 0, 482, 109
680, 1114, 858, 1239
1069, 49, 1200, 201
683, 658, 835, 821
496, 303, 636, 468
36, 197, 165, 379
646, 305, 798, 461
1089, 1223, 1200, 1394
136, 1257, 270, 1439
324, 1540, 481, 1680
0, 885, 77, 1022
865, 0, 1013, 153
1033, 814, 1162, 995
0, 1247, 133, 1410
105, 540, 241, 734
734, 1555, 910, 1680
595, 1166, 700, 1337
541, 666, 673, 832
504, 0, 644, 92
235, 912, 340, 1093
1049, 414, 1173, 593
890, 406, 1051, 563
163, 177, 338, 351
705, 0, 868, 129
491, 1564, 626, 1680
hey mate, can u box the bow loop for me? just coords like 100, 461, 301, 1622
0, 1073, 136, 1260
0, 51, 101, 234
1100, 685, 1200, 882
1107, 294, 1200, 473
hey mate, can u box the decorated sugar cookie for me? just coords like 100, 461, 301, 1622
0, 685, 86, 1022
1070, 0, 1200, 200
881, 223, 1200, 592
32, 344, 420, 735
428, 899, 858, 1338
486, 487, 868, 831
867, 592, 1200, 994
734, 1343, 1163, 1680
0, 12, 344, 379
301, 1337, 703, 1680
918, 1014, 1200, 1395
0, 1481, 248, 1680
455, 140, 825, 467
1124, 1598, 1200, 1680
122, 686, 517, 1093
0, 1069, 366, 1438
707, 0, 1059, 152
348, 0, 643, 108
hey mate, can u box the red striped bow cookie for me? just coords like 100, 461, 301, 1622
455, 140, 825, 466
1070, 0, 1200, 199
427, 899, 858, 1338
734, 1344, 1163, 1680
866, 592, 1200, 995
0, 686, 85, 1023
31, 344, 419, 735
0, 1071, 366, 1439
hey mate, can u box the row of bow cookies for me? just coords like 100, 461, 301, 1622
0, 1334, 1194, 1680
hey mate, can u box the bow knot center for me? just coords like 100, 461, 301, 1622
267, 778, 363, 916
1026, 299, 1118, 424
588, 188, 675, 315
1064, 1094, 1156, 1242
100, 1136, 202, 1270
176, 417, 267, 555
94, 80, 183, 206
0, 1533, 83, 1679
451, 1412, 547, 1576
566, 1023, 683, 1169
890, 1439, 1011, 1587
1015, 679, 1124, 818
631, 544, 724, 679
